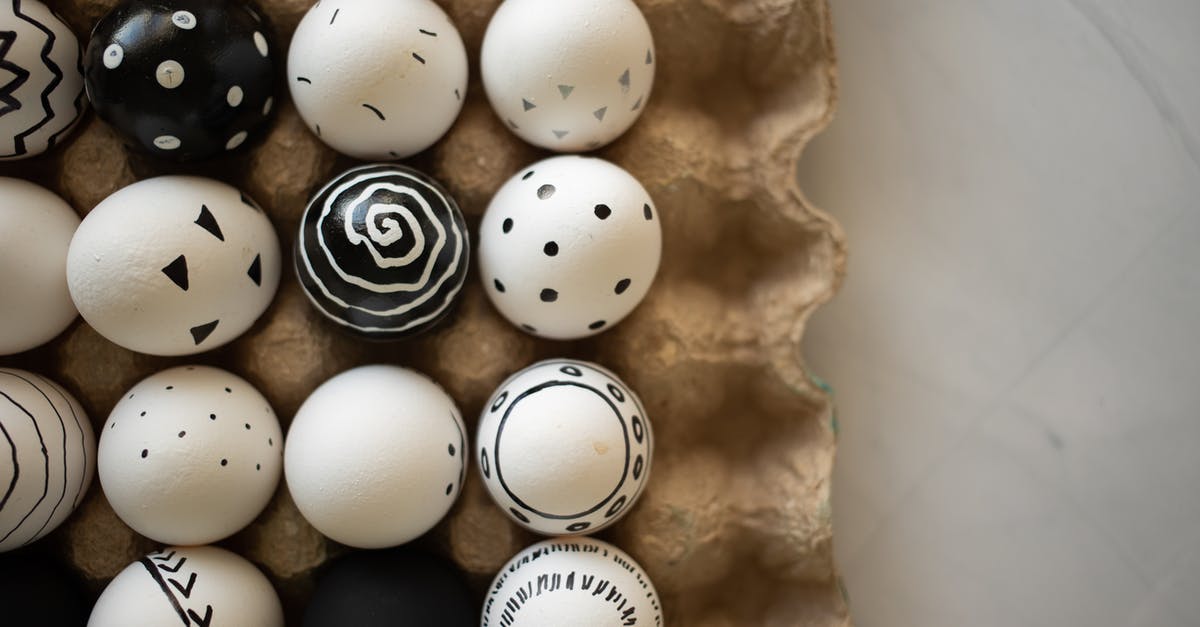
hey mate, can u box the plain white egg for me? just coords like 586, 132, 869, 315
0, 178, 80, 355
284, 365, 467, 549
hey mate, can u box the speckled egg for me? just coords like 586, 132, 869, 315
98, 366, 282, 545
0, 369, 94, 552
295, 164, 469, 339
482, 537, 663, 627
285, 365, 467, 549
66, 176, 281, 356
0, 178, 79, 355
477, 359, 652, 536
481, 0, 654, 152
288, 0, 468, 160
0, 0, 86, 160
89, 545, 284, 627
478, 156, 661, 339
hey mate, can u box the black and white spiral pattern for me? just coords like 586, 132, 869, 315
296, 164, 469, 338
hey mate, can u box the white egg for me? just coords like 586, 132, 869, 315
478, 156, 662, 339
477, 359, 652, 536
89, 545, 283, 627
0, 0, 86, 160
482, 537, 663, 627
285, 365, 467, 549
0, 178, 80, 355
66, 176, 281, 356
0, 369, 94, 552
288, 0, 468, 160
98, 366, 282, 545
481, 0, 655, 152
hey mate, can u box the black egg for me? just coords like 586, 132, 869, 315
83, 0, 276, 161
0, 551, 89, 626
304, 548, 475, 627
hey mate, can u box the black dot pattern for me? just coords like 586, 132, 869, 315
502, 218, 513, 233
594, 204, 611, 219
494, 279, 506, 293
615, 278, 632, 294
537, 184, 555, 199
543, 242, 558, 256
540, 289, 558, 302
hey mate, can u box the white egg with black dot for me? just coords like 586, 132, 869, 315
479, 156, 661, 339
98, 366, 283, 545
287, 0, 468, 160
66, 176, 281, 356
285, 365, 467, 549
481, 0, 655, 152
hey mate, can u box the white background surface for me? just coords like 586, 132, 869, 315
797, 2, 1200, 626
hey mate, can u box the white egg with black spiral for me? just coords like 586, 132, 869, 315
0, 369, 94, 553
477, 359, 652, 536
0, 0, 86, 160
296, 164, 469, 339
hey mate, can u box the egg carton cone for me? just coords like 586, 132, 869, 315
0, 0, 850, 624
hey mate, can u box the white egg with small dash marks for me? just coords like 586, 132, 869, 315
89, 545, 283, 627
66, 176, 281, 356
482, 0, 655, 152
288, 0, 468, 160
98, 366, 283, 545
482, 537, 663, 627
284, 365, 467, 549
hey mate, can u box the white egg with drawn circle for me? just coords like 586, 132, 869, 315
287, 0, 468, 160
98, 366, 283, 546
66, 176, 281, 356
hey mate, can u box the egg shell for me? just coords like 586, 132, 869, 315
0, 178, 80, 355
477, 359, 653, 536
481, 0, 654, 152
295, 164, 470, 339
285, 365, 467, 549
89, 545, 284, 627
83, 0, 277, 161
0, 552, 89, 626
66, 176, 281, 356
98, 366, 283, 545
0, 0, 86, 160
287, 0, 468, 160
0, 369, 94, 553
303, 548, 475, 627
482, 537, 663, 627
478, 156, 662, 339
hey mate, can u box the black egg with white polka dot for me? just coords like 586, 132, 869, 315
83, 0, 276, 162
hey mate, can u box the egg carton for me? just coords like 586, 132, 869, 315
0, 0, 849, 624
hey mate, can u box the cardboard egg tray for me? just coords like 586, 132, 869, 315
0, 0, 849, 624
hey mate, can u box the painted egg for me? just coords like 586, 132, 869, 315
477, 359, 652, 536
481, 0, 654, 152
0, 0, 85, 160
89, 545, 284, 627
97, 366, 282, 545
0, 553, 89, 626
295, 164, 469, 339
478, 156, 661, 339
66, 176, 281, 356
304, 548, 475, 627
288, 0, 468, 160
0, 369, 94, 553
84, 0, 276, 161
0, 178, 79, 355
285, 365, 467, 549
482, 537, 663, 627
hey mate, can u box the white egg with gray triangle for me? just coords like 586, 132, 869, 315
66, 176, 281, 356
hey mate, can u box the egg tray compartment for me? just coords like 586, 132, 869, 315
0, 0, 848, 624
